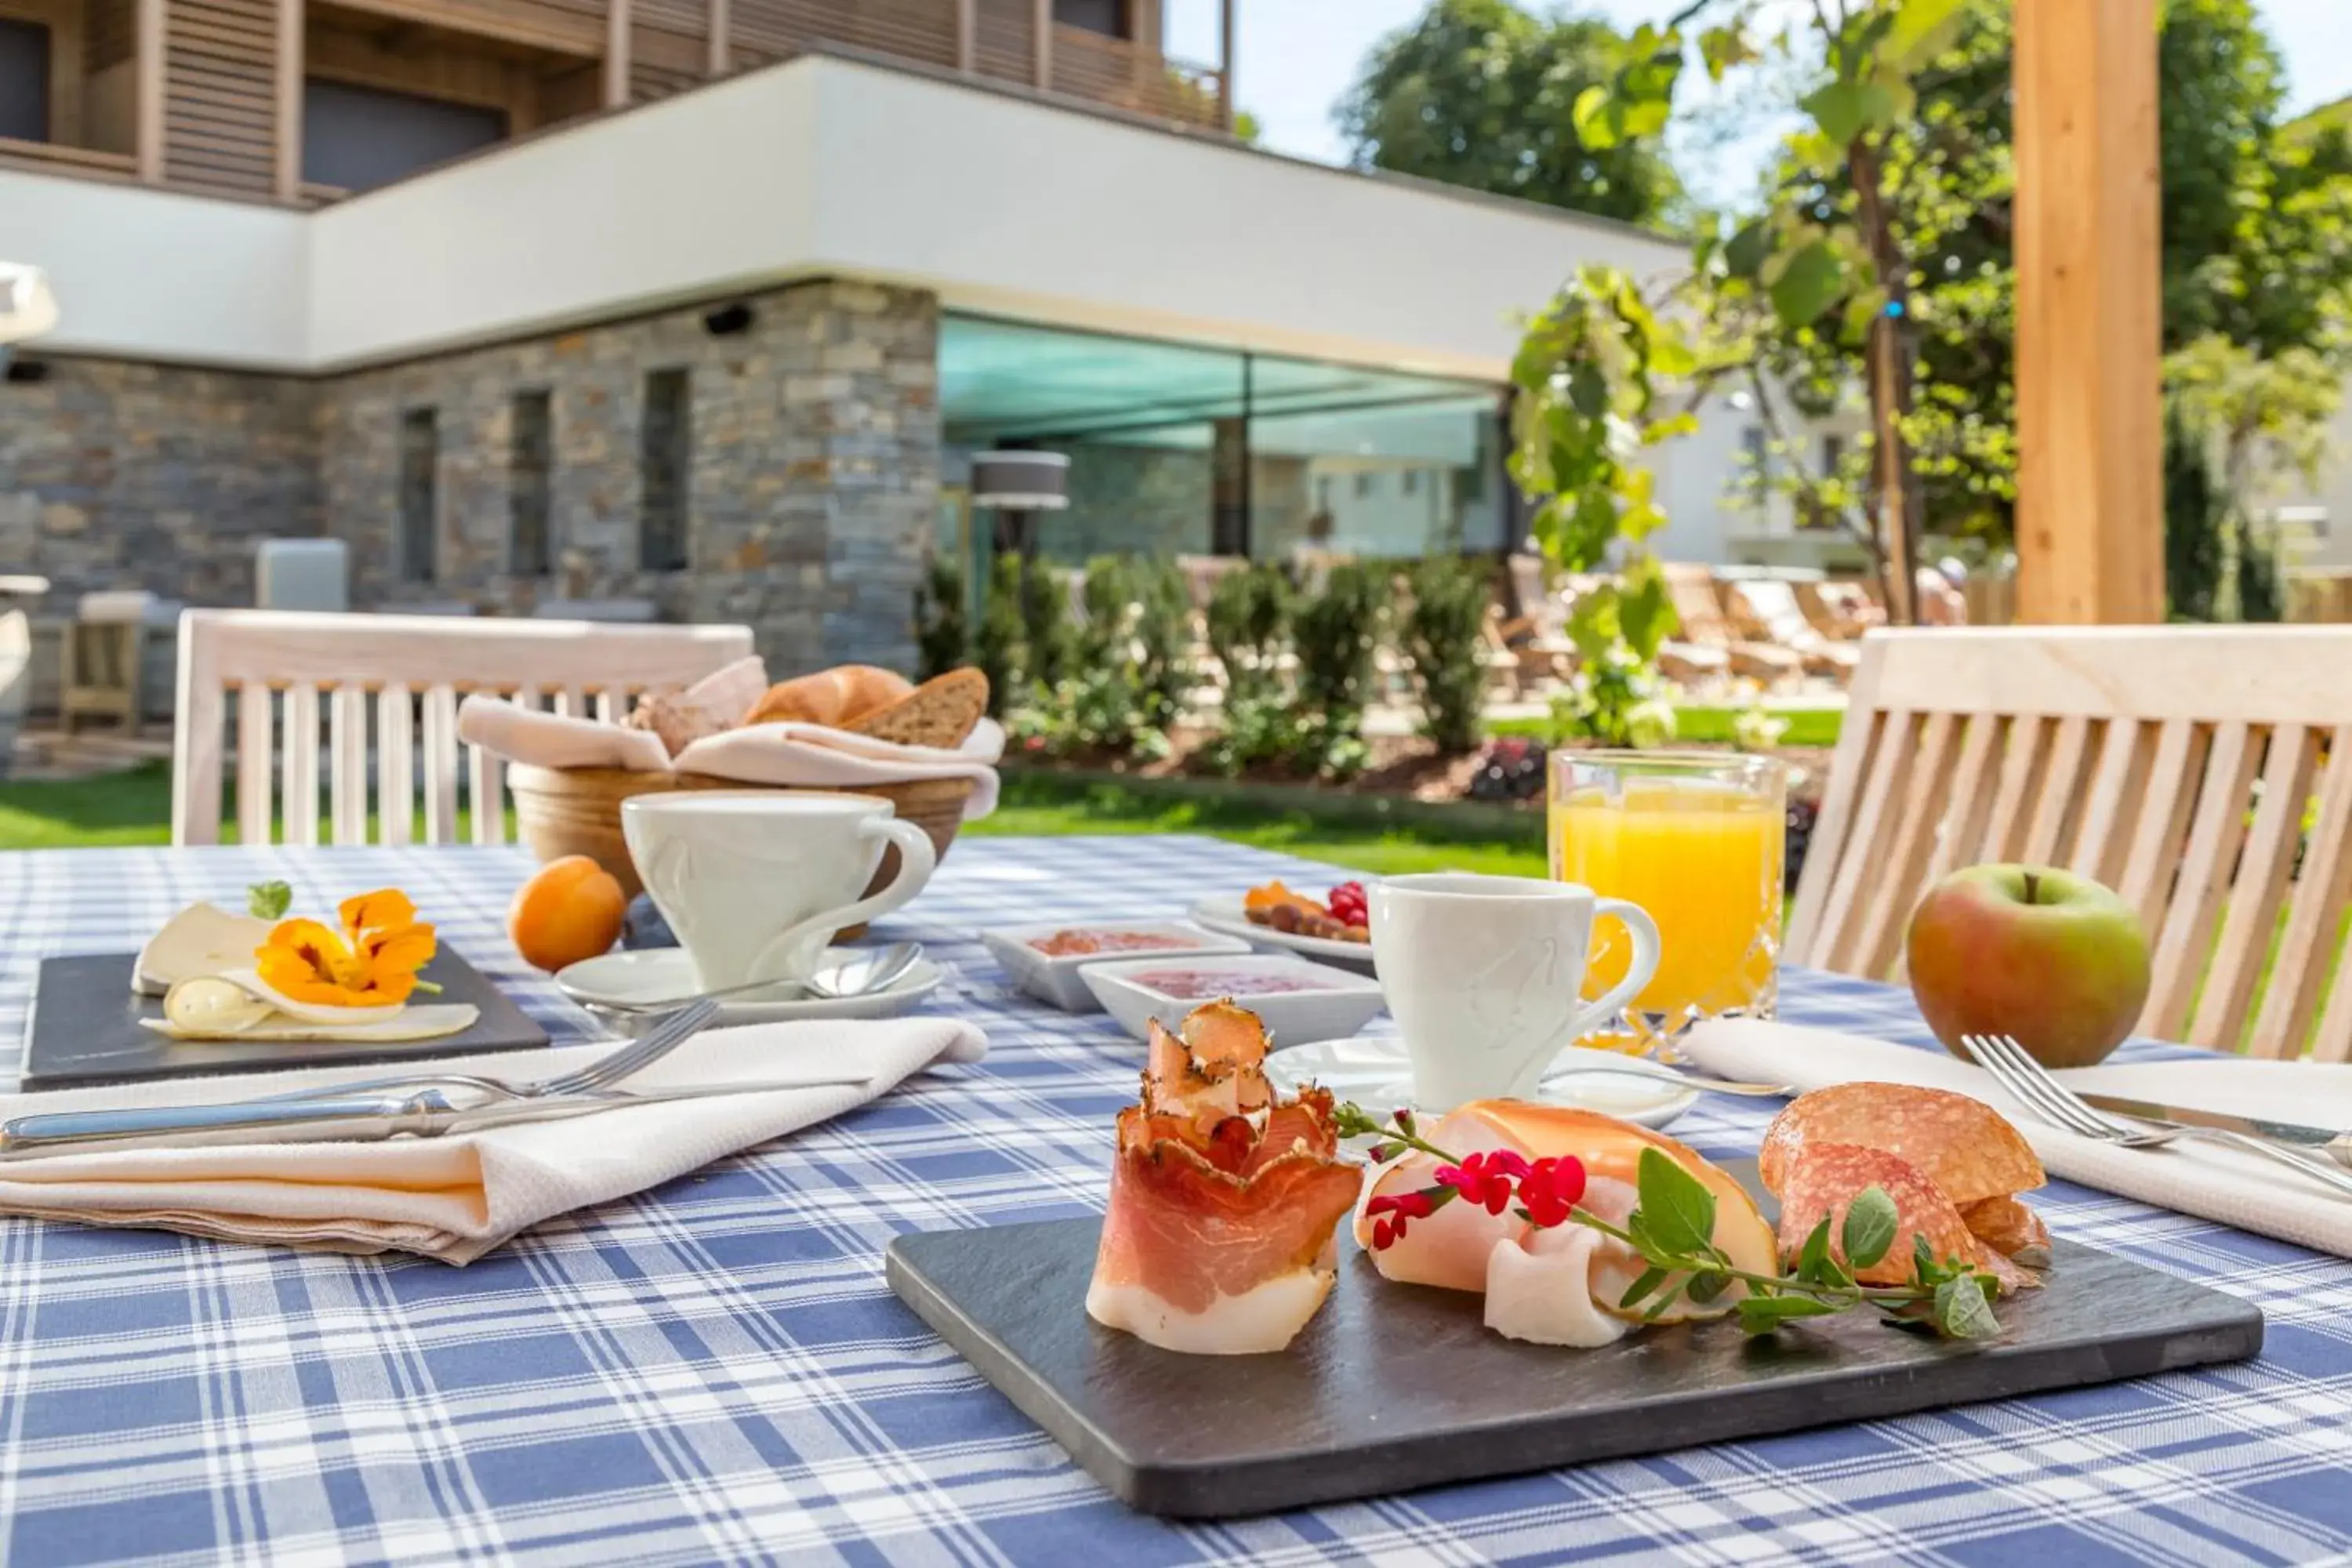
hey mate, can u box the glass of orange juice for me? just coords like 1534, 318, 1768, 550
1548, 751, 1788, 1052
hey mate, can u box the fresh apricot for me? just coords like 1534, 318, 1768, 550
508, 855, 627, 973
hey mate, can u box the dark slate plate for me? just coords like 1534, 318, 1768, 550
24, 953, 551, 1091
886, 1163, 2264, 1519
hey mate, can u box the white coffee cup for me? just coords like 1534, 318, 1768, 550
621, 791, 938, 992
1369, 873, 1661, 1108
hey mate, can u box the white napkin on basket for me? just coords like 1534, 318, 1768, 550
456, 695, 1006, 820
1682, 1017, 2352, 1259
0, 1018, 985, 1263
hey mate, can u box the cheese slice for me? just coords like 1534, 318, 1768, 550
135, 904, 275, 996
142, 1004, 480, 1043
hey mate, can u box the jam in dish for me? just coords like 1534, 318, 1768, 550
1129, 970, 1330, 1000
1030, 929, 1200, 957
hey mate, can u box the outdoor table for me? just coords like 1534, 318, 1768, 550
0, 836, 2347, 1564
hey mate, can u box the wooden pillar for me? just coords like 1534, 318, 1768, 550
604, 0, 630, 107
1217, 0, 1233, 130
1033, 0, 1050, 91
705, 0, 727, 75
2014, 0, 2165, 624
134, 0, 163, 183
955, 0, 974, 74
273, 0, 302, 201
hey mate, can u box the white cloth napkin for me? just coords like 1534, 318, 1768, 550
456, 695, 1005, 821
1682, 1017, 2352, 1259
0, 1018, 986, 1263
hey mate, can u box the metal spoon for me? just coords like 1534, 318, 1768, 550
584, 941, 925, 1016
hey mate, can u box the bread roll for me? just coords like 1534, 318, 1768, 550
844, 668, 989, 750
743, 665, 913, 728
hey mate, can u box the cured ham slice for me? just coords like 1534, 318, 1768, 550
1759, 1083, 2045, 1206
1086, 1006, 1362, 1355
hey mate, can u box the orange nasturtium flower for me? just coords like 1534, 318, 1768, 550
254, 889, 437, 1007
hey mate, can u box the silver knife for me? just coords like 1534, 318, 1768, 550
0, 1076, 879, 1161
2078, 1091, 2352, 1168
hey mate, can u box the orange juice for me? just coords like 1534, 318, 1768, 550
1549, 762, 1786, 1033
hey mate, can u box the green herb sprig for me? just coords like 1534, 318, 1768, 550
248, 881, 292, 920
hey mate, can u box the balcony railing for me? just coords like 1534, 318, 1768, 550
0, 138, 141, 183
12, 0, 1232, 209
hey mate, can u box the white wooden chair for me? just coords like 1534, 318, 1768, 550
1788, 626, 2352, 1058
172, 609, 755, 848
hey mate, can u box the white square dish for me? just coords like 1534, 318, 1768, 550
977, 921, 1252, 1012
1078, 953, 1388, 1047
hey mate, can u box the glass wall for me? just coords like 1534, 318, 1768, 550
938, 315, 1509, 575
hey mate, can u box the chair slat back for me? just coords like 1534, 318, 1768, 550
173, 610, 755, 848
1789, 627, 2352, 1056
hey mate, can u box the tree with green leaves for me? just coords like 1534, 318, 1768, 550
1559, 0, 2352, 617
1336, 0, 1682, 227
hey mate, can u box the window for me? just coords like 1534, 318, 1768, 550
1054, 0, 1128, 38
640, 368, 691, 572
1401, 469, 1420, 496
303, 80, 506, 193
0, 20, 49, 143
1821, 433, 1846, 477
1741, 424, 1770, 476
1353, 471, 1373, 499
510, 390, 553, 575
397, 408, 438, 584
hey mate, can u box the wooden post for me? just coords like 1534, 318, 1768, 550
273, 0, 302, 201
1218, 0, 1234, 130
1033, 0, 1050, 90
135, 0, 163, 183
2014, 0, 2165, 624
604, 0, 630, 107
705, 0, 727, 75
955, 0, 974, 73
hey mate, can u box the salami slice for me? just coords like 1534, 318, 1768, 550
1760, 1082, 2045, 1205
1775, 1142, 2038, 1291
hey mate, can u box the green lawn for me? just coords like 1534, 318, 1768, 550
1490, 702, 1846, 750
0, 761, 1546, 877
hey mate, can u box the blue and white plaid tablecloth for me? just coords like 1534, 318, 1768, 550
0, 835, 2348, 1566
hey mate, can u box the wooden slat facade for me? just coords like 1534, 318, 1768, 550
15, 0, 1228, 207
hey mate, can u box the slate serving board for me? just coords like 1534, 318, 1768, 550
23, 953, 551, 1091
886, 1163, 2264, 1519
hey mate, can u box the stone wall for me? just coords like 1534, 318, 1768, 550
320, 279, 942, 672
0, 358, 318, 612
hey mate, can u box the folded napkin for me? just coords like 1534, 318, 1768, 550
1682, 1017, 2352, 1259
0, 1018, 985, 1263
456, 697, 1005, 821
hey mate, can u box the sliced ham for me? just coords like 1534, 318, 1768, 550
1087, 1005, 1361, 1355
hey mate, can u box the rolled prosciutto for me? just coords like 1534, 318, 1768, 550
1086, 1002, 1363, 1355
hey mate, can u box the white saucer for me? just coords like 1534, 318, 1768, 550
1189, 895, 1378, 973
1263, 1038, 1700, 1130
554, 946, 945, 1024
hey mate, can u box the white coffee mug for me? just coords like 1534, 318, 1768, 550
1369, 872, 1661, 1108
621, 791, 938, 992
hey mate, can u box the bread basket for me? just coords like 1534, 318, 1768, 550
506, 765, 976, 924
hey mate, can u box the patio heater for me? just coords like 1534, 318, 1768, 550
0, 261, 60, 372
969, 449, 1070, 559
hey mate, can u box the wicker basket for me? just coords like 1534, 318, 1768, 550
505, 765, 976, 934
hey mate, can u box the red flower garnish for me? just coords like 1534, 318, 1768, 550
1515, 1156, 1588, 1229
1365, 1186, 1454, 1249
1434, 1149, 1533, 1215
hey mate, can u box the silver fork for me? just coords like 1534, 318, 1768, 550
1959, 1032, 2352, 1199
263, 997, 724, 1109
